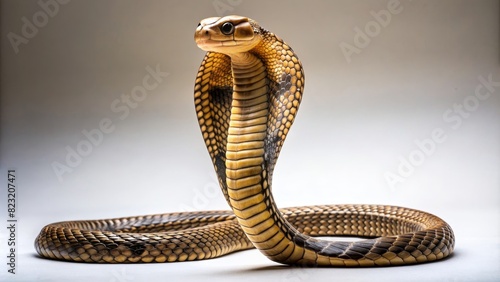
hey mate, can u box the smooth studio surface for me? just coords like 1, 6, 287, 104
1, 0, 499, 281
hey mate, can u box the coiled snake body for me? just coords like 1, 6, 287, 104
35, 16, 454, 266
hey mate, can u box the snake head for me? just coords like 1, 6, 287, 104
195, 15, 262, 53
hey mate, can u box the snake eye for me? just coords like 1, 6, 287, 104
221, 22, 235, 35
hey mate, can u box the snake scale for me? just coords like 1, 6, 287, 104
35, 15, 455, 266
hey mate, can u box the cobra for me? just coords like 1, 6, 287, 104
35, 15, 454, 266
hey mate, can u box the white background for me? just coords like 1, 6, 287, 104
1, 0, 499, 281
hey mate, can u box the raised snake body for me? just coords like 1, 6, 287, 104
35, 15, 454, 266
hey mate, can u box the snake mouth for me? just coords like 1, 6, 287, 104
195, 38, 256, 52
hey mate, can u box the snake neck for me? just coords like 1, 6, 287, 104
226, 52, 268, 194
225, 52, 306, 264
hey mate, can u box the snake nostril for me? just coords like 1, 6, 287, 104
205, 30, 209, 35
